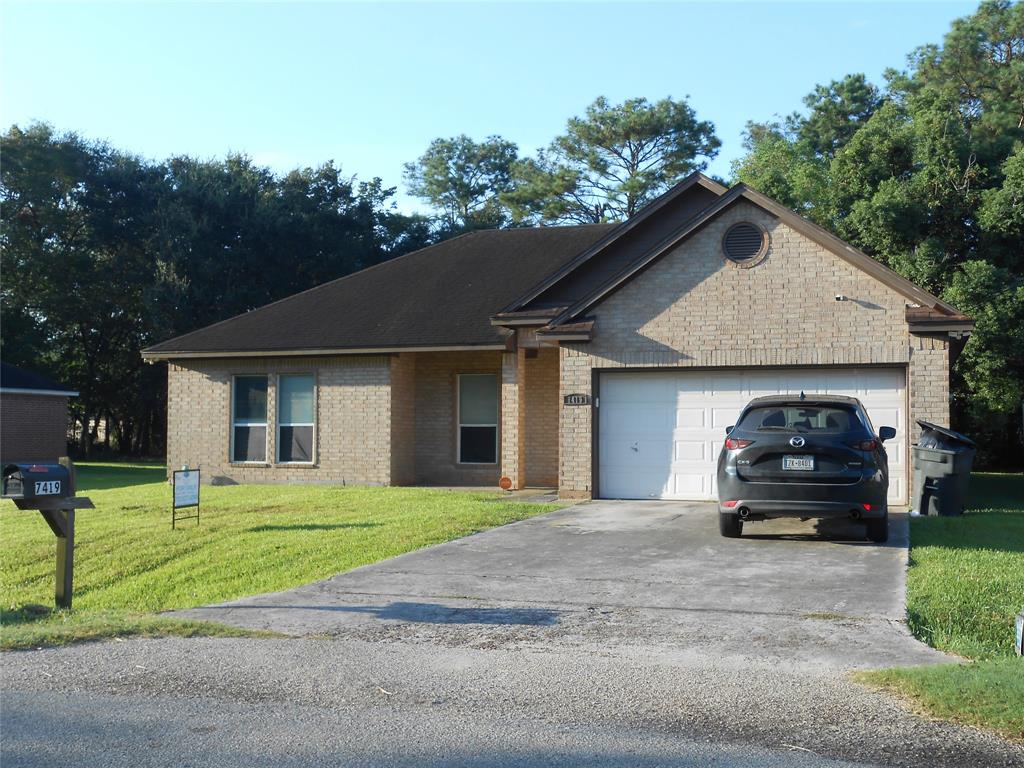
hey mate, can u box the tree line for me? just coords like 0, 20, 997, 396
1, 131, 432, 455
1, 0, 1021, 465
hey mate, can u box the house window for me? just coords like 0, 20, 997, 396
458, 373, 497, 464
232, 375, 268, 463
277, 374, 315, 464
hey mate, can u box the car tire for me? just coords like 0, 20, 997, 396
865, 515, 889, 544
719, 513, 743, 538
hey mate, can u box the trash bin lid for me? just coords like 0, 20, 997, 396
915, 420, 976, 447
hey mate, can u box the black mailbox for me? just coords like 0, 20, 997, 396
2, 463, 72, 500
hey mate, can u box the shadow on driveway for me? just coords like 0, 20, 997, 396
191, 601, 561, 627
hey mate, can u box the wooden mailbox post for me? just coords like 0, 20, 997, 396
4, 457, 94, 609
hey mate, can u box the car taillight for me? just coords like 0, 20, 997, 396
722, 500, 739, 508
724, 438, 752, 450
850, 439, 877, 451
862, 503, 873, 511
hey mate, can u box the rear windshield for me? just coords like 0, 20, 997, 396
736, 405, 864, 434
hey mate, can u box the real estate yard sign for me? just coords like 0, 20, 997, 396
172, 468, 200, 529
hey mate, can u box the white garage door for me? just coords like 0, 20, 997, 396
598, 367, 907, 504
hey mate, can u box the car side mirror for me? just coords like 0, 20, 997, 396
725, 426, 734, 435
879, 426, 896, 442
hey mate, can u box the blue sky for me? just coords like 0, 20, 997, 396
2, 1, 975, 212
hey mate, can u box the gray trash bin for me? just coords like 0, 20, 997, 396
911, 420, 976, 516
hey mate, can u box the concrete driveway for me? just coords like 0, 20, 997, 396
177, 500, 943, 669
5, 501, 1022, 767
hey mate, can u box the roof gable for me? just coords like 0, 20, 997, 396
497, 173, 727, 316
548, 184, 967, 329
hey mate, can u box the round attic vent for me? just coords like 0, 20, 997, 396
722, 222, 768, 265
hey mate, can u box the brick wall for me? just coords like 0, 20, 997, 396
0, 393, 70, 463
524, 347, 559, 487
412, 351, 503, 486
500, 348, 526, 488
558, 200, 949, 498
166, 356, 393, 484
909, 335, 952, 430
389, 354, 416, 485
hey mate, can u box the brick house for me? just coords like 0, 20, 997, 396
0, 363, 77, 464
142, 175, 973, 503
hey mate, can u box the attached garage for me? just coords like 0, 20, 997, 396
597, 367, 907, 504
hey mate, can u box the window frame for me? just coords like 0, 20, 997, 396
276, 372, 317, 466
456, 373, 499, 465
230, 374, 269, 465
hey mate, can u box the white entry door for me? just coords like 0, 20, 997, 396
597, 367, 907, 504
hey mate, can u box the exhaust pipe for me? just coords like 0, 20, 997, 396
850, 509, 862, 520
738, 507, 751, 519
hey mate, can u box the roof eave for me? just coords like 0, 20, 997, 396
489, 307, 568, 327
141, 343, 509, 362
535, 319, 594, 342
908, 322, 975, 334
0, 387, 78, 397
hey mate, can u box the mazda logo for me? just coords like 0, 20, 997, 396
789, 436, 806, 448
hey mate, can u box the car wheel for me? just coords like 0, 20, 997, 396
865, 515, 888, 544
719, 513, 743, 538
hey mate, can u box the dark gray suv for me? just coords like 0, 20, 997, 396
716, 394, 896, 542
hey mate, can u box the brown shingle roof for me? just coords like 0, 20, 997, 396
142, 224, 614, 358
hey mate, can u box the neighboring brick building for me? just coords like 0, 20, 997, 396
0, 363, 77, 464
143, 174, 973, 503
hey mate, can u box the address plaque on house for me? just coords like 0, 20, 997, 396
563, 394, 591, 406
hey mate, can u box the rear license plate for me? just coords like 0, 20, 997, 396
783, 455, 815, 471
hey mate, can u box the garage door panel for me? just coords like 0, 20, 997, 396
601, 437, 673, 466
673, 439, 706, 461
747, 374, 783, 397
671, 473, 706, 497
675, 408, 706, 428
675, 375, 709, 395
869, 407, 901, 430
711, 407, 740, 428
600, 374, 664, 403
604, 405, 674, 433
599, 367, 907, 504
710, 373, 743, 396
600, 467, 671, 499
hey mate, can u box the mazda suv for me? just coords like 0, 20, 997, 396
717, 394, 896, 542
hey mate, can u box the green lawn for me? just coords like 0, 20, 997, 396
858, 472, 1024, 742
0, 462, 558, 649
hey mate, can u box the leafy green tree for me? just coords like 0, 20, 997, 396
403, 135, 519, 233
798, 74, 883, 158
152, 156, 414, 333
506, 96, 720, 224
1, 123, 165, 453
734, 0, 1024, 462
2, 123, 431, 456
979, 145, 1024, 244
729, 121, 829, 213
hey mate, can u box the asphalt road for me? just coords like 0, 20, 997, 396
2, 501, 1021, 767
